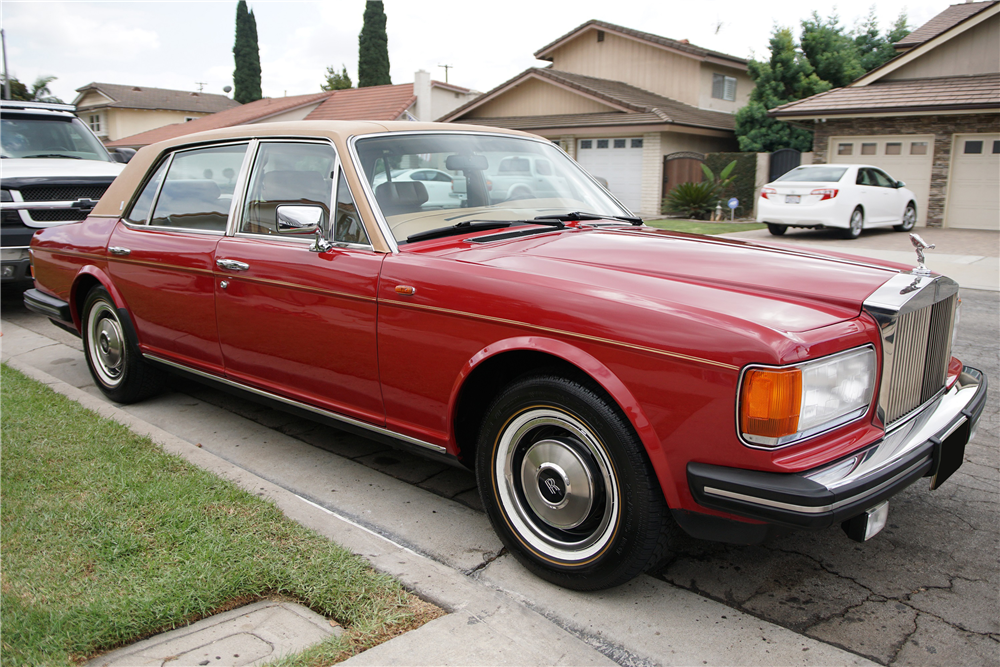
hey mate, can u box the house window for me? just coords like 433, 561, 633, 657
910, 142, 928, 155
185, 117, 197, 122
993, 140, 1000, 154
838, 143, 853, 156
964, 140, 983, 154
631, 139, 643, 148
613, 139, 626, 148
886, 143, 901, 155
88, 114, 101, 133
596, 139, 609, 148
712, 74, 736, 101
861, 143, 877, 155
597, 30, 605, 42
580, 140, 592, 149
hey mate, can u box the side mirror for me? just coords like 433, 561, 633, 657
896, 180, 906, 188
276, 204, 324, 235
110, 147, 136, 164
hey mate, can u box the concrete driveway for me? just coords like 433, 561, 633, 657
2, 228, 996, 665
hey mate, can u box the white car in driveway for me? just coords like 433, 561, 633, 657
371, 168, 455, 208
758, 164, 918, 239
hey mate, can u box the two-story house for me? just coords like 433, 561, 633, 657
441, 20, 753, 216
771, 1, 999, 230
73, 83, 241, 143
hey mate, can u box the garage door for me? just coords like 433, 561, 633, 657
575, 138, 643, 212
945, 134, 1000, 230
830, 135, 933, 226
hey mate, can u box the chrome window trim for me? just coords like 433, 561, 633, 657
125, 151, 174, 225
735, 344, 877, 451
225, 138, 259, 236
230, 138, 374, 252
346, 130, 633, 254
144, 353, 446, 454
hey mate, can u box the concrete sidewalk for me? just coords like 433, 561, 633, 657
0, 320, 876, 667
719, 226, 999, 292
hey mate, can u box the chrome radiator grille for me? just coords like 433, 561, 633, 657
878, 290, 957, 427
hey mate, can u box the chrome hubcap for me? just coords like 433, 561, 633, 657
904, 207, 916, 227
497, 408, 618, 562
88, 302, 125, 386
851, 211, 863, 234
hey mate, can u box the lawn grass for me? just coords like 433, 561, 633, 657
0, 364, 442, 666
644, 219, 765, 235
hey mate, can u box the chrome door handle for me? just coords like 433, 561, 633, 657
108, 246, 131, 256
216, 259, 250, 272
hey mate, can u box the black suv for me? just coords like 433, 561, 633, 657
1, 100, 125, 288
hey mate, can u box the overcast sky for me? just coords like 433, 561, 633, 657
3, 0, 950, 105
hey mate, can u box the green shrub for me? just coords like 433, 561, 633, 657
663, 181, 718, 220
704, 152, 757, 218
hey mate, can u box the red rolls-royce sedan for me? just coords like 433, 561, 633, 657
24, 122, 987, 590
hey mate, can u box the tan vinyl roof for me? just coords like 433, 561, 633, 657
445, 68, 735, 131
74, 82, 240, 114
771, 73, 1000, 117
534, 19, 747, 68
894, 1, 999, 49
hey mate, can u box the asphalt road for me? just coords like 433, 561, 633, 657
2, 287, 996, 666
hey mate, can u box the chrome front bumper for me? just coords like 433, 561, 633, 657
688, 367, 987, 529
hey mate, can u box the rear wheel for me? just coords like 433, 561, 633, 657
767, 223, 787, 236
82, 287, 164, 403
894, 203, 917, 231
476, 375, 672, 590
842, 207, 864, 239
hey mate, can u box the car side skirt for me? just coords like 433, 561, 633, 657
145, 354, 459, 464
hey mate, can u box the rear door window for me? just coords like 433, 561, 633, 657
149, 143, 248, 232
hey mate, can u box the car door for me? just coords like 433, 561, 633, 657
107, 142, 250, 375
214, 140, 385, 425
869, 167, 904, 224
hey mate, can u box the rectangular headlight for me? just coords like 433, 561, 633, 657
740, 346, 876, 448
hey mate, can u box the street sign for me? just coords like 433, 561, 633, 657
728, 198, 739, 209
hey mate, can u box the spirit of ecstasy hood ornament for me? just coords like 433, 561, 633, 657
910, 233, 935, 275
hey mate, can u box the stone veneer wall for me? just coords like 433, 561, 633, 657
811, 114, 1000, 226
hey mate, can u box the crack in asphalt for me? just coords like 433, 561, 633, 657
465, 547, 506, 577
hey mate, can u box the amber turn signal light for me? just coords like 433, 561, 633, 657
740, 368, 802, 439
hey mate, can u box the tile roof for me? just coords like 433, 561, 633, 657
75, 82, 240, 114
445, 68, 735, 131
452, 111, 668, 130
106, 92, 334, 147
534, 19, 747, 67
771, 73, 1000, 117
305, 83, 416, 120
894, 1, 998, 49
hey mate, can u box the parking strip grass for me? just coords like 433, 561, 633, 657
644, 219, 765, 235
0, 364, 443, 666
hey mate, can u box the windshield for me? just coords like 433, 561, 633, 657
1, 114, 112, 161
354, 132, 630, 243
776, 166, 848, 183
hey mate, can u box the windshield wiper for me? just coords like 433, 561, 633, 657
405, 220, 512, 243
23, 153, 83, 159
534, 211, 643, 225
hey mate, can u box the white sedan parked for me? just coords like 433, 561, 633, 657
757, 164, 918, 239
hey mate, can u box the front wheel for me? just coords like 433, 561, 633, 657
476, 375, 672, 590
842, 207, 864, 239
894, 203, 917, 231
82, 287, 164, 403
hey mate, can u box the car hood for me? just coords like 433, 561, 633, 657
443, 226, 906, 336
1, 158, 124, 180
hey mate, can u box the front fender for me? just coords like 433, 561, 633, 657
448, 335, 679, 502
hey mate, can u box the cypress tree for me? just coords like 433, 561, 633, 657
233, 1, 262, 103
358, 1, 391, 87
